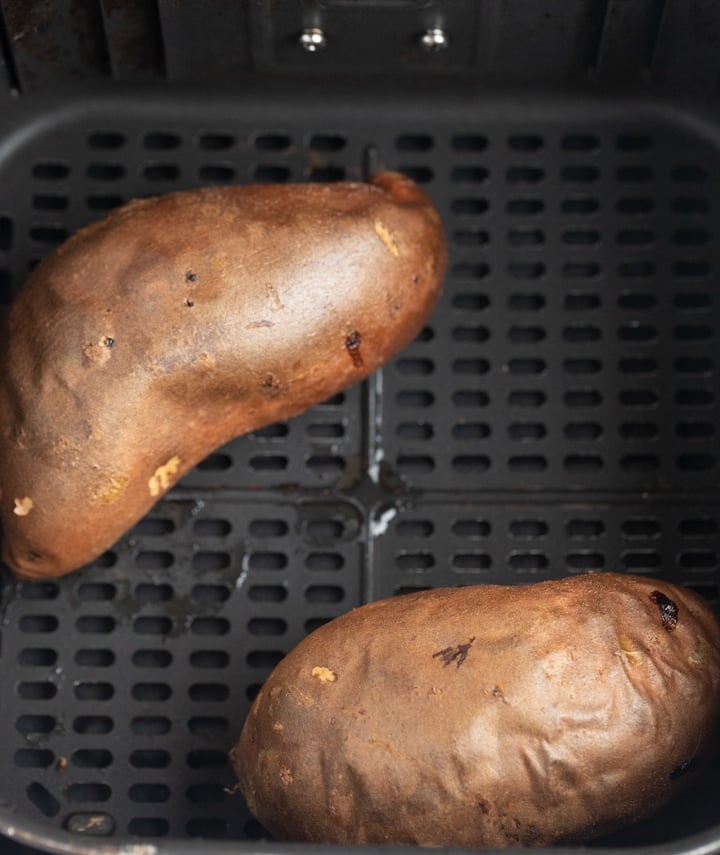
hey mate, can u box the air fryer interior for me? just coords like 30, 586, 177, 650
1, 2, 720, 853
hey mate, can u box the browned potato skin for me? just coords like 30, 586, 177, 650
0, 172, 446, 578
232, 573, 720, 847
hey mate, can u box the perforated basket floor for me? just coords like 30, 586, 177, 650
1, 86, 720, 853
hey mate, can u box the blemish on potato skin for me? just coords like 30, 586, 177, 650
10, 427, 27, 450
616, 634, 643, 666
82, 336, 114, 365
688, 637, 710, 665
481, 684, 509, 703
97, 474, 129, 505
367, 739, 406, 760
311, 666, 337, 683
266, 283, 283, 312
287, 685, 315, 707
246, 319, 274, 330
13, 496, 34, 516
279, 766, 294, 785
374, 220, 400, 257
260, 373, 284, 398
491, 684, 509, 704
148, 455, 181, 497
433, 636, 476, 669
345, 331, 364, 368
649, 590, 679, 632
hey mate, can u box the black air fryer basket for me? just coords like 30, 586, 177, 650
1, 2, 720, 854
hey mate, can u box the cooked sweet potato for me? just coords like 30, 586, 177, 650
0, 172, 446, 578
232, 572, 720, 847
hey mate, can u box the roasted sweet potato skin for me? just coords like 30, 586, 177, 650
0, 172, 445, 579
232, 573, 720, 847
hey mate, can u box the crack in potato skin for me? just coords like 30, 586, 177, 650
148, 455, 181, 497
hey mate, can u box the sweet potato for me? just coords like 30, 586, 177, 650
0, 172, 445, 578
232, 572, 720, 847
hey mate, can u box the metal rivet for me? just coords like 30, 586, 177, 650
300, 27, 327, 52
420, 28, 449, 52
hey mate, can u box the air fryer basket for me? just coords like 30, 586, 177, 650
2, 63, 720, 855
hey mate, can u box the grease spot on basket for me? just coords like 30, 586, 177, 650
65, 812, 115, 836
148, 456, 181, 497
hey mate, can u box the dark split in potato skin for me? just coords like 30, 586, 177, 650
232, 573, 720, 847
0, 172, 446, 578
